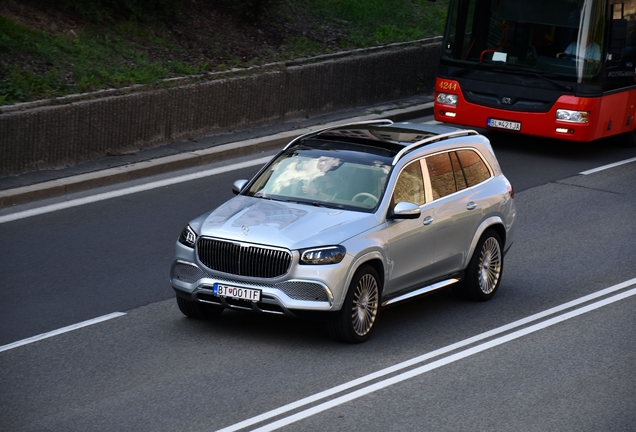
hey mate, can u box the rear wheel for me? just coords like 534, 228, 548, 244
176, 295, 224, 319
455, 230, 503, 301
328, 265, 380, 343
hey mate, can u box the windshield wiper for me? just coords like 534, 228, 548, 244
504, 66, 574, 92
451, 61, 574, 92
310, 201, 345, 209
450, 60, 495, 77
529, 72, 574, 92
278, 198, 344, 209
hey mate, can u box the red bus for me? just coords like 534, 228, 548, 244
434, 0, 636, 144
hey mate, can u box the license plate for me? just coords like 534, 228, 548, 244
487, 118, 521, 131
213, 283, 261, 302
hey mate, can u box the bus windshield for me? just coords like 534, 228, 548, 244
442, 0, 606, 83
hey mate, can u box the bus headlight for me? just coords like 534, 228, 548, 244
556, 109, 589, 123
437, 93, 458, 106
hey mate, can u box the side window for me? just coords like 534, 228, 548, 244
449, 151, 468, 191
456, 149, 491, 186
392, 160, 425, 205
426, 153, 457, 199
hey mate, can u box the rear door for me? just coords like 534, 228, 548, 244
424, 149, 494, 279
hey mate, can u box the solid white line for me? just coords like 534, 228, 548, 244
579, 156, 636, 175
215, 277, 636, 432
251, 286, 636, 432
0, 312, 126, 353
0, 157, 271, 224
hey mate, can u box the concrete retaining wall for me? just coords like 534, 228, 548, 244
0, 39, 442, 177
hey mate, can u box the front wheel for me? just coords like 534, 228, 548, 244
176, 295, 224, 319
328, 265, 380, 343
456, 230, 503, 301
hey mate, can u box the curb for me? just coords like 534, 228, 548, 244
0, 102, 434, 208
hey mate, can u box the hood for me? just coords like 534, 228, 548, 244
192, 196, 379, 249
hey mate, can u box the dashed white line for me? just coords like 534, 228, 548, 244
0, 157, 271, 224
579, 156, 636, 175
0, 312, 126, 353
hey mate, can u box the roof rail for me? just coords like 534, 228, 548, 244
391, 129, 479, 165
283, 119, 394, 150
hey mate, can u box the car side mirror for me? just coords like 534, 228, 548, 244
232, 179, 249, 195
388, 201, 421, 220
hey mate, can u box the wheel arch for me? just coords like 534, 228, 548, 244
463, 217, 506, 269
341, 252, 385, 306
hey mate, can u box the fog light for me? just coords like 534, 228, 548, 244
556, 128, 569, 134
556, 109, 589, 123
441, 111, 457, 118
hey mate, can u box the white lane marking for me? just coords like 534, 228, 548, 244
250, 286, 636, 432
580, 156, 636, 175
0, 157, 271, 224
0, 312, 126, 353
215, 277, 636, 432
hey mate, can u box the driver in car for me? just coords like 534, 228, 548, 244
302, 156, 343, 200
556, 29, 601, 62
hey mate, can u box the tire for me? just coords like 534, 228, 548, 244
328, 265, 380, 343
456, 230, 503, 301
176, 294, 224, 319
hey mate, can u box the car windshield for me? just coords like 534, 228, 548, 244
245, 140, 393, 212
443, 0, 608, 84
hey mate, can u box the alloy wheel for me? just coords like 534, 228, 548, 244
478, 237, 502, 295
351, 273, 379, 336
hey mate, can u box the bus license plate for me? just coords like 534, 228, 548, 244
487, 118, 521, 131
213, 283, 261, 302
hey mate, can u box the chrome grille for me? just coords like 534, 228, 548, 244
197, 237, 292, 278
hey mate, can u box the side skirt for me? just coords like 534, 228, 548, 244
381, 275, 463, 307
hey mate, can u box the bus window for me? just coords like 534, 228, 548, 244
441, 0, 606, 83
606, 0, 636, 91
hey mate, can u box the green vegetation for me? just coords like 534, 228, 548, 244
0, 0, 448, 106
306, 0, 448, 46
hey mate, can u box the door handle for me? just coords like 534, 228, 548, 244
423, 216, 434, 226
466, 202, 477, 211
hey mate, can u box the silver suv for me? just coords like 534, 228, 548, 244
171, 120, 516, 343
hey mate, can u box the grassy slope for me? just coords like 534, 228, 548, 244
0, 0, 448, 106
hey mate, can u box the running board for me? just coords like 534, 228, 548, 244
382, 278, 461, 307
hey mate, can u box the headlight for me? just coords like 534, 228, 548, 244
436, 92, 458, 106
178, 225, 197, 248
556, 109, 589, 123
299, 246, 346, 265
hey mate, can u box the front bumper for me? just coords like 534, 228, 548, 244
170, 259, 344, 316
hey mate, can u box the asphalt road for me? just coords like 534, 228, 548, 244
1, 116, 635, 431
